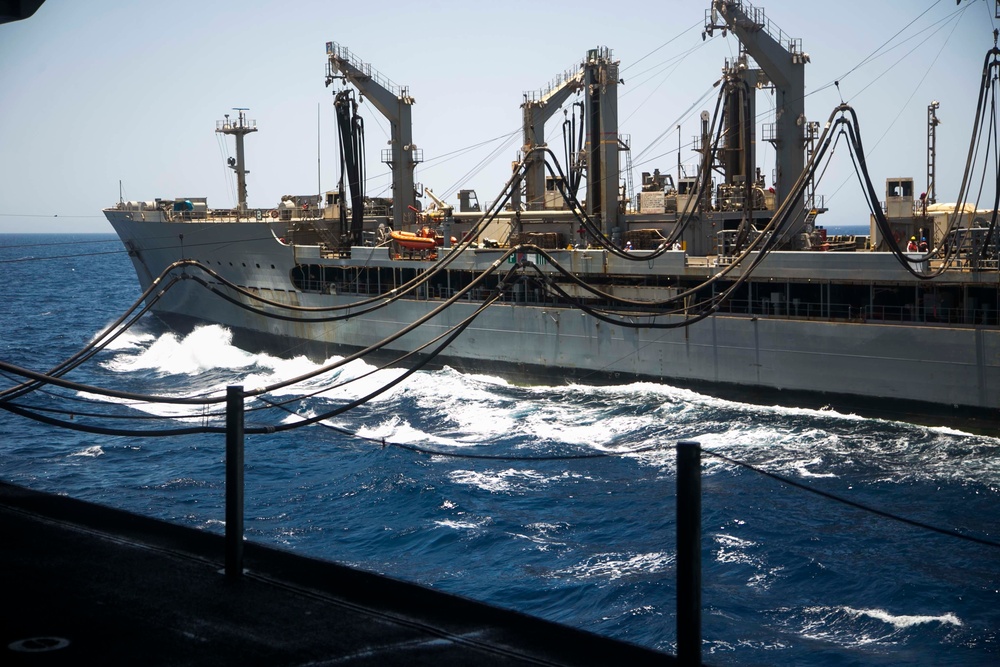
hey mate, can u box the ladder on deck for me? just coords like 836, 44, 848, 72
803, 208, 819, 228
620, 134, 634, 210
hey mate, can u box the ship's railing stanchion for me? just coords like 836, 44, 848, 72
225, 385, 245, 579
676, 440, 702, 665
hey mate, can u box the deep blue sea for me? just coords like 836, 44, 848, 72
1, 232, 997, 665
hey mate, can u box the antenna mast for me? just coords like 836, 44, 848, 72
926, 101, 940, 205
216, 108, 258, 213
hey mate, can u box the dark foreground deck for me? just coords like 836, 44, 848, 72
0, 481, 676, 666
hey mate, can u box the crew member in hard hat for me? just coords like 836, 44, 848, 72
907, 236, 919, 252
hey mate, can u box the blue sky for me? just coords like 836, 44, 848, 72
0, 0, 994, 233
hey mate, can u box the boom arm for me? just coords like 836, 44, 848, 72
326, 41, 419, 230
521, 69, 584, 209
705, 1, 809, 232
424, 187, 452, 214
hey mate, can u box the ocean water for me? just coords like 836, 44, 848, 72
1, 232, 997, 665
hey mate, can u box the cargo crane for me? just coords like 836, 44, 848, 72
517, 48, 624, 238
520, 68, 584, 210
704, 0, 811, 241
325, 41, 421, 233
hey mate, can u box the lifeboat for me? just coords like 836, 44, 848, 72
390, 229, 437, 250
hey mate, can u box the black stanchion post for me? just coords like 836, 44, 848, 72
225, 385, 245, 580
676, 440, 702, 665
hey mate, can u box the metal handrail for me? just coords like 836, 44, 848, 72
326, 41, 408, 98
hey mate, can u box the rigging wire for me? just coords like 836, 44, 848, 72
819, 4, 975, 207
618, 40, 711, 129
631, 85, 717, 168
215, 130, 238, 207
420, 129, 521, 169
848, 6, 965, 104
619, 19, 704, 74
810, 0, 947, 99
441, 133, 523, 201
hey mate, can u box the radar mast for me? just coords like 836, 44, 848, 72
216, 108, 257, 214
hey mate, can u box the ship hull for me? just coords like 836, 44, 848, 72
107, 212, 1000, 429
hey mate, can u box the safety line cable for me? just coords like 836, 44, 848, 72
337, 427, 1000, 550
0, 237, 121, 249
0, 248, 129, 264
705, 446, 1000, 551
234, 418, 1000, 552
258, 395, 665, 461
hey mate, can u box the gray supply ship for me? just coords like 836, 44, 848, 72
105, 1, 1000, 429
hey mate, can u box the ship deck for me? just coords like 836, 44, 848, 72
0, 481, 674, 666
